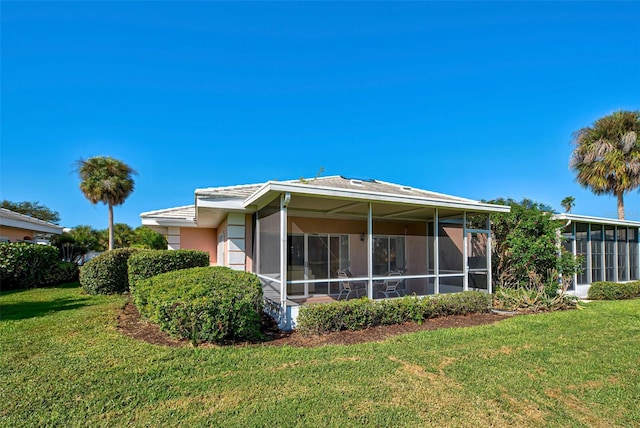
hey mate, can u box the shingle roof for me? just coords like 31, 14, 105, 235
195, 175, 474, 203
140, 205, 196, 219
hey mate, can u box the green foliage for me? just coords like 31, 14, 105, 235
127, 249, 209, 286
130, 226, 167, 250
0, 242, 78, 289
296, 291, 491, 335
493, 287, 581, 312
131, 266, 263, 344
488, 198, 581, 289
587, 281, 640, 300
0, 200, 61, 224
79, 248, 139, 295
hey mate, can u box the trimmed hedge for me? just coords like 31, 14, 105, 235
127, 249, 209, 286
587, 281, 640, 300
131, 266, 263, 344
0, 242, 78, 289
80, 248, 139, 295
296, 291, 492, 335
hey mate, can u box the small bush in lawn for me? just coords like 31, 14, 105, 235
0, 242, 76, 289
493, 287, 580, 312
131, 266, 263, 344
295, 291, 492, 335
79, 248, 139, 295
587, 281, 640, 300
127, 249, 209, 286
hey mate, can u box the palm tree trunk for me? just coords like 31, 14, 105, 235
108, 203, 114, 250
617, 192, 625, 220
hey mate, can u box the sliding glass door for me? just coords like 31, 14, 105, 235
287, 234, 349, 297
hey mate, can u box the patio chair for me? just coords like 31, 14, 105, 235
337, 269, 367, 300
376, 271, 403, 299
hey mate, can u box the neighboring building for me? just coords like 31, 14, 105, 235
141, 175, 510, 329
554, 214, 640, 298
0, 208, 63, 244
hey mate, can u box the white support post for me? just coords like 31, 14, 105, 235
434, 208, 440, 294
487, 216, 492, 294
367, 202, 373, 299
463, 211, 469, 291
280, 193, 290, 309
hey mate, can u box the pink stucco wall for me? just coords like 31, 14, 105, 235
180, 227, 217, 264
0, 226, 34, 242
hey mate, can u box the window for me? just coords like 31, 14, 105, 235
373, 235, 406, 275
575, 223, 588, 285
630, 228, 639, 281
591, 224, 603, 283
617, 227, 628, 282
604, 225, 615, 281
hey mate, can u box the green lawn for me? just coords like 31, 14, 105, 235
1, 284, 639, 427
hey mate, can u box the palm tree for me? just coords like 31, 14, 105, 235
569, 110, 640, 220
77, 156, 136, 250
561, 196, 575, 213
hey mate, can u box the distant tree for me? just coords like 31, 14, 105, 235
570, 110, 640, 219
112, 223, 134, 248
50, 225, 101, 262
131, 226, 167, 250
77, 156, 136, 250
1, 200, 61, 224
561, 196, 575, 213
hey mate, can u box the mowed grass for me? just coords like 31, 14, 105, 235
1, 284, 639, 427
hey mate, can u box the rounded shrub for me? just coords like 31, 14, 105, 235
80, 248, 139, 295
131, 266, 263, 344
296, 291, 492, 335
127, 249, 210, 286
0, 242, 72, 289
588, 281, 640, 300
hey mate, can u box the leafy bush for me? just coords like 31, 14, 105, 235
128, 249, 209, 286
296, 291, 492, 335
131, 266, 263, 344
0, 242, 77, 289
493, 287, 581, 312
79, 248, 139, 294
587, 281, 640, 300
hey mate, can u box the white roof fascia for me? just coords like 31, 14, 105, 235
141, 218, 198, 228
244, 181, 510, 213
197, 197, 252, 211
0, 217, 63, 234
553, 213, 640, 228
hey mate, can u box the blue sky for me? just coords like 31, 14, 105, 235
1, 1, 639, 229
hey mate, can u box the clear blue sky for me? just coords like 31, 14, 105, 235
1, 1, 639, 229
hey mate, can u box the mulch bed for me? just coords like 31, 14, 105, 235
117, 300, 511, 348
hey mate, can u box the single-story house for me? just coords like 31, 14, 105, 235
141, 176, 510, 329
554, 213, 640, 298
141, 176, 640, 329
0, 208, 63, 244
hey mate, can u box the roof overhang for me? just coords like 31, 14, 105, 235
553, 213, 640, 228
244, 181, 511, 214
0, 217, 63, 234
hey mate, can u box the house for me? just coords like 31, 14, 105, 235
0, 208, 63, 244
554, 213, 640, 298
141, 176, 510, 329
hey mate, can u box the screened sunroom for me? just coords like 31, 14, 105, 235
556, 214, 640, 297
250, 178, 509, 329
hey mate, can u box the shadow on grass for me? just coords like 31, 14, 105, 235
0, 282, 81, 297
0, 296, 90, 321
